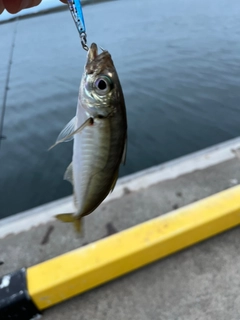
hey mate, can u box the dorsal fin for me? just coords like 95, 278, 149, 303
110, 169, 119, 193
121, 137, 127, 165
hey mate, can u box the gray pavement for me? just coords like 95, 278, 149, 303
1, 156, 240, 319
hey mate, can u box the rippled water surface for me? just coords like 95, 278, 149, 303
1, 0, 240, 218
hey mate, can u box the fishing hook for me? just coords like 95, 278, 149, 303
67, 0, 89, 51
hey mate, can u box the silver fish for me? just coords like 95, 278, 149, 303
50, 43, 127, 233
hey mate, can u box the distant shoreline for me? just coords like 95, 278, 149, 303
0, 5, 67, 25
0, 0, 114, 25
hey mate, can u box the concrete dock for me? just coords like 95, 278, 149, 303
1, 137, 240, 319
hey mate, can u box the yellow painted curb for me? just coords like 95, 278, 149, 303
27, 185, 240, 310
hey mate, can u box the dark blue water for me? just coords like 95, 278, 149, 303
1, 0, 240, 218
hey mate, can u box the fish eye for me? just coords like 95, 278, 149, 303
97, 79, 107, 90
94, 75, 113, 95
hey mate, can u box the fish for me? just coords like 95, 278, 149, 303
50, 43, 127, 234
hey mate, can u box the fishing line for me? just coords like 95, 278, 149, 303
0, 18, 18, 151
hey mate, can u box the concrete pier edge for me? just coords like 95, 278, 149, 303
1, 136, 240, 238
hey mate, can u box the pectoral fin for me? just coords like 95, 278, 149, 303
55, 213, 83, 235
48, 117, 93, 150
56, 116, 76, 143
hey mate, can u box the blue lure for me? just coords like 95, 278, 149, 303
67, 0, 88, 51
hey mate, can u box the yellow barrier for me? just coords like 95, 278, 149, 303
27, 185, 240, 310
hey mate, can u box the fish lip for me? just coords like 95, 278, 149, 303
87, 43, 98, 63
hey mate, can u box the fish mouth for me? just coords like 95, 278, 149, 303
87, 43, 98, 63
85, 43, 113, 74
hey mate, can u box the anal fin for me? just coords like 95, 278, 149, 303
64, 162, 73, 185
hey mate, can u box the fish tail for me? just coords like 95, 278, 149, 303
55, 213, 83, 236
73, 218, 83, 234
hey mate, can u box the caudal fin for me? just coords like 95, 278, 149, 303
55, 213, 83, 235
